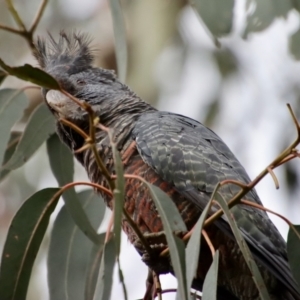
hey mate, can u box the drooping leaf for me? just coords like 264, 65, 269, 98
185, 198, 213, 290
0, 188, 60, 300
48, 190, 106, 300
0, 70, 7, 85
202, 250, 219, 300
215, 192, 270, 300
93, 237, 116, 300
108, 131, 127, 299
146, 183, 189, 300
2, 103, 55, 170
0, 132, 21, 181
108, 0, 128, 82
289, 29, 300, 60
287, 225, 300, 288
0, 89, 28, 167
190, 0, 234, 37
85, 233, 106, 300
47, 133, 100, 245
244, 0, 292, 37
0, 59, 60, 89
108, 130, 125, 255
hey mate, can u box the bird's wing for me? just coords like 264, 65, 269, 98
132, 111, 299, 297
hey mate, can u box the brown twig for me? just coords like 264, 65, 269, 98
267, 167, 279, 189
1, 0, 48, 51
204, 104, 300, 228
59, 117, 90, 139
202, 229, 215, 256
29, 0, 48, 34
153, 271, 162, 300
240, 199, 300, 241
61, 90, 116, 191
6, 0, 26, 31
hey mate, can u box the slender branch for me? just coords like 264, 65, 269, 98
153, 271, 162, 300
59, 117, 90, 139
6, 0, 26, 31
204, 104, 300, 228
267, 167, 279, 189
0, 23, 23, 35
202, 229, 215, 256
29, 0, 48, 33
61, 90, 116, 191
240, 199, 300, 241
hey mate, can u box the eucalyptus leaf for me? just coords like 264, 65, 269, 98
85, 233, 106, 300
108, 0, 128, 82
48, 190, 106, 300
191, 0, 234, 37
215, 192, 270, 300
186, 198, 213, 290
244, 0, 292, 36
287, 225, 300, 288
0, 70, 7, 85
0, 132, 21, 181
47, 133, 101, 245
0, 188, 60, 300
0, 89, 28, 167
202, 250, 219, 300
146, 184, 189, 300
93, 237, 116, 300
0, 59, 60, 89
2, 103, 55, 170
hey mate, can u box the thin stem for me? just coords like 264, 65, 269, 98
267, 167, 279, 189
6, 0, 26, 31
240, 199, 300, 241
59, 117, 90, 139
202, 229, 215, 256
0, 23, 23, 35
153, 271, 162, 300
30, 0, 48, 33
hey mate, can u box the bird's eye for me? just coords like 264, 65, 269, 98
77, 79, 86, 85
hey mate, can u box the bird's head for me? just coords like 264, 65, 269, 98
34, 31, 134, 123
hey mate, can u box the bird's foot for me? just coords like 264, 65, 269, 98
133, 232, 171, 275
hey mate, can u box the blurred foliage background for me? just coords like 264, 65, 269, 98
0, 0, 300, 299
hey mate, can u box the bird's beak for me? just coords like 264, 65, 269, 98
46, 90, 70, 116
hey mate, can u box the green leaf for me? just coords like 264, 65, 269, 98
0, 70, 7, 85
287, 225, 300, 288
93, 237, 116, 300
108, 130, 125, 255
289, 29, 300, 60
108, 130, 127, 299
85, 234, 106, 300
0, 132, 21, 181
47, 134, 101, 245
108, 0, 128, 82
185, 198, 213, 290
190, 0, 234, 37
48, 190, 106, 300
0, 188, 60, 300
202, 250, 219, 300
146, 184, 189, 300
215, 192, 270, 300
244, 0, 292, 37
2, 103, 55, 170
0, 89, 28, 167
0, 59, 60, 89
47, 133, 74, 186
